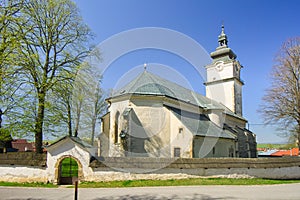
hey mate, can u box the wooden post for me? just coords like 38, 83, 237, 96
74, 181, 78, 200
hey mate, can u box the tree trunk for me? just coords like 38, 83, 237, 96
296, 120, 300, 152
67, 102, 72, 137
35, 91, 46, 154
0, 108, 2, 129
90, 115, 96, 145
74, 101, 82, 137
74, 113, 80, 137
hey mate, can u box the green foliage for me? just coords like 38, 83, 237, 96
257, 143, 297, 150
0, 0, 98, 152
0, 0, 105, 151
0, 128, 11, 142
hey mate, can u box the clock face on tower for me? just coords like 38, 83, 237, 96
215, 61, 224, 72
216, 64, 223, 71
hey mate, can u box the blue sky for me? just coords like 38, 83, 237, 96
73, 0, 300, 143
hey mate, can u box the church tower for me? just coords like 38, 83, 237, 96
205, 25, 243, 116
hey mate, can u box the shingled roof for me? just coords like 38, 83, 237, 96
47, 136, 93, 151
110, 70, 245, 120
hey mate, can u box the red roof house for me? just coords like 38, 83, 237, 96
271, 148, 299, 157
11, 139, 34, 152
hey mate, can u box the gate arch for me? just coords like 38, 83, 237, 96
54, 155, 84, 185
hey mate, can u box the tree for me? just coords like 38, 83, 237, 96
78, 78, 106, 145
89, 84, 106, 145
0, 0, 24, 129
261, 37, 300, 148
18, 0, 93, 153
48, 59, 106, 143
71, 62, 105, 143
49, 78, 74, 137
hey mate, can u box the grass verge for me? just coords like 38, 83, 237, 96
78, 178, 300, 188
0, 181, 58, 188
1, 178, 300, 188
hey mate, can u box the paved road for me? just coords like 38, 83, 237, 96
1, 183, 300, 200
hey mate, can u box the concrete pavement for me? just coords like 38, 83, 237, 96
1, 183, 300, 200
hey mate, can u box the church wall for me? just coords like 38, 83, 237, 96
100, 112, 110, 157
129, 99, 171, 157
169, 110, 193, 158
234, 81, 243, 115
107, 99, 130, 157
193, 137, 236, 158
207, 110, 226, 127
224, 114, 246, 128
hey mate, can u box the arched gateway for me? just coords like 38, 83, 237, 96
56, 156, 82, 185
46, 136, 95, 184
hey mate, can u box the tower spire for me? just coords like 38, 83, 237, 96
218, 24, 228, 47
210, 24, 236, 60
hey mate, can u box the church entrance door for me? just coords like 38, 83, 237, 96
58, 157, 78, 185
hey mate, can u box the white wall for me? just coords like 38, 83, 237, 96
0, 165, 47, 183
1, 160, 300, 183
107, 99, 130, 156
169, 109, 193, 158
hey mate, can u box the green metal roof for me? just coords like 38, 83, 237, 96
112, 71, 221, 109
168, 106, 236, 139
110, 70, 245, 120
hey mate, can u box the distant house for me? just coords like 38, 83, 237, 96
257, 149, 278, 157
271, 148, 299, 157
11, 139, 34, 152
258, 148, 299, 157
99, 26, 257, 158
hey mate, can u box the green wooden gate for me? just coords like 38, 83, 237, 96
59, 157, 78, 185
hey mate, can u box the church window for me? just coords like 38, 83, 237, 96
114, 111, 120, 144
212, 147, 216, 155
174, 147, 181, 157
179, 127, 183, 134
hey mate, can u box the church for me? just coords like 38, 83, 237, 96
99, 26, 257, 158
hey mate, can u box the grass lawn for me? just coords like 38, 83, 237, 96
257, 143, 296, 149
0, 182, 58, 188
1, 178, 300, 188
77, 178, 300, 188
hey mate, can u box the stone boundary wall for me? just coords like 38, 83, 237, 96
88, 157, 300, 180
0, 152, 47, 167
0, 153, 47, 183
90, 157, 300, 169
0, 165, 48, 183
1, 155, 300, 182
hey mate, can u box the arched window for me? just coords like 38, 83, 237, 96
114, 111, 120, 144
